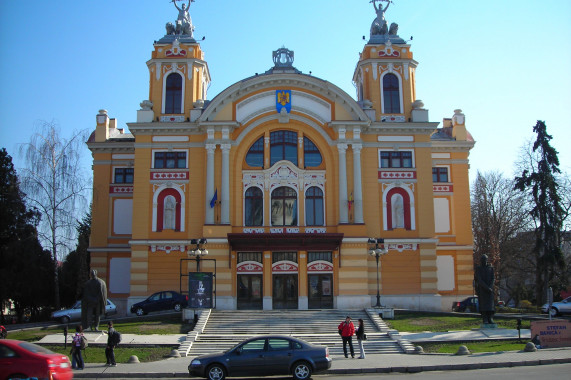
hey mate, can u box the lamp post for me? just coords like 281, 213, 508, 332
368, 238, 388, 308
188, 238, 208, 271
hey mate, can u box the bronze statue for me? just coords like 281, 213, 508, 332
475, 254, 495, 325
81, 269, 108, 331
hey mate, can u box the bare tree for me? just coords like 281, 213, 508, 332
471, 170, 530, 303
19, 121, 90, 308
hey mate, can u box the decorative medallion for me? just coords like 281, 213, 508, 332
272, 261, 299, 273
307, 260, 333, 273
237, 261, 263, 273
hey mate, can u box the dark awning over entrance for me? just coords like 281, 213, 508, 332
227, 233, 344, 251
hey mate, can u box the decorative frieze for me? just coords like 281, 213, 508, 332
243, 228, 265, 234
307, 260, 333, 273
305, 227, 326, 234
378, 170, 416, 180
272, 261, 298, 273
109, 185, 134, 194
150, 245, 186, 254
237, 261, 263, 273
160, 115, 186, 123
150, 171, 189, 180
381, 115, 405, 122
433, 185, 453, 192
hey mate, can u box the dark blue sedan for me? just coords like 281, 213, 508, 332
130, 290, 188, 316
188, 335, 331, 380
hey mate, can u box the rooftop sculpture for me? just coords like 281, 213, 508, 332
166, 0, 196, 38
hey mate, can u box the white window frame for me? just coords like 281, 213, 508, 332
378, 149, 415, 169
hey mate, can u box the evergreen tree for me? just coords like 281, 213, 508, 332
514, 121, 567, 304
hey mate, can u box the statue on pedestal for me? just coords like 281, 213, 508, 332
166, 0, 196, 37
81, 269, 108, 332
475, 254, 496, 326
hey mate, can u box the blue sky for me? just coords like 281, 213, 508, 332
1, 0, 570, 182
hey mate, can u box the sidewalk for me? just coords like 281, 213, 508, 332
70, 347, 571, 378
57, 329, 571, 378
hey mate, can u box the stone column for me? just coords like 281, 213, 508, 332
221, 144, 231, 224
338, 144, 348, 224
352, 143, 364, 223
205, 144, 216, 224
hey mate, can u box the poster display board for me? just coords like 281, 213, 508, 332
188, 272, 213, 308
530, 319, 571, 348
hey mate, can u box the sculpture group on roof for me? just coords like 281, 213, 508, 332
370, 0, 399, 36
166, 0, 195, 37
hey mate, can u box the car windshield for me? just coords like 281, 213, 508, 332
19, 342, 55, 355
73, 301, 81, 309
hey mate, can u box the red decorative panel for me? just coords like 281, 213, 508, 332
150, 171, 189, 180
379, 171, 417, 180
237, 261, 263, 273
109, 185, 133, 193
307, 260, 333, 273
433, 185, 453, 192
272, 261, 299, 273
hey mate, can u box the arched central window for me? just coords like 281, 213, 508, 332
383, 73, 400, 114
245, 137, 264, 168
304, 137, 322, 168
165, 73, 183, 114
270, 131, 298, 166
244, 187, 263, 226
271, 186, 297, 226
305, 187, 324, 226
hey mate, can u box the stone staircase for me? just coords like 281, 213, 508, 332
179, 309, 414, 358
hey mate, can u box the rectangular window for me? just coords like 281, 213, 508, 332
114, 168, 134, 183
380, 151, 413, 168
308, 252, 332, 263
154, 152, 187, 169
432, 167, 449, 183
272, 252, 297, 264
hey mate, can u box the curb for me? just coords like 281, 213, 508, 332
71, 356, 571, 378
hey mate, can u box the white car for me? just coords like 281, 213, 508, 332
51, 299, 117, 323
541, 296, 571, 317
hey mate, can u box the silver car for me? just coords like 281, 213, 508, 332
51, 299, 117, 323
541, 296, 571, 317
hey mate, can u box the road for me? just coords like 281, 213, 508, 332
76, 363, 571, 380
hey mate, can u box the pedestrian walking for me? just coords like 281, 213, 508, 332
71, 325, 85, 370
356, 318, 366, 359
106, 321, 120, 367
338, 315, 355, 358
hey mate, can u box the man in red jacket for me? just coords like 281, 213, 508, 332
338, 316, 355, 358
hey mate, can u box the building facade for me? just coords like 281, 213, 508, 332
87, 4, 475, 314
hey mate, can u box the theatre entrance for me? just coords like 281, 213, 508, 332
308, 274, 333, 309
272, 274, 298, 309
237, 274, 263, 310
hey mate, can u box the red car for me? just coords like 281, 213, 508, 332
0, 339, 73, 380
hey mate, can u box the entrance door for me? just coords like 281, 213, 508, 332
272, 274, 298, 309
237, 274, 263, 310
308, 274, 333, 309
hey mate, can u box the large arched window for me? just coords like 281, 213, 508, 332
270, 131, 298, 166
303, 137, 322, 168
244, 187, 263, 226
245, 136, 264, 168
382, 73, 400, 114
165, 73, 183, 114
271, 186, 297, 226
305, 187, 324, 226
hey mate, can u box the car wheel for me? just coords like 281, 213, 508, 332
61, 316, 70, 324
550, 307, 559, 317
8, 374, 29, 380
136, 308, 145, 316
174, 303, 182, 312
206, 364, 226, 380
292, 361, 312, 380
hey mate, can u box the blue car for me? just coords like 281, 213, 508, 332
130, 291, 188, 316
189, 335, 331, 380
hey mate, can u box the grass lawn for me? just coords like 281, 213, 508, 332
421, 340, 528, 354
7, 314, 193, 342
43, 345, 176, 364
386, 311, 532, 333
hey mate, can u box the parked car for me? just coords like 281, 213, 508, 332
541, 296, 571, 317
130, 290, 188, 316
452, 296, 479, 312
51, 299, 117, 324
188, 335, 331, 380
0, 339, 72, 380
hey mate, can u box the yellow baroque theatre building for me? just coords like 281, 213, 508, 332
87, 4, 475, 314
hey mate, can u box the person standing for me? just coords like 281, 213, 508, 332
71, 325, 85, 370
338, 316, 355, 358
106, 321, 118, 367
356, 318, 366, 359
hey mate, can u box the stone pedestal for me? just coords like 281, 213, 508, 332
375, 307, 394, 319
480, 323, 498, 329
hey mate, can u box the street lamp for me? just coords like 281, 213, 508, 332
188, 238, 208, 271
368, 238, 388, 308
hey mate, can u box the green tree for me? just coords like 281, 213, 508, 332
60, 211, 91, 307
19, 122, 90, 308
514, 120, 568, 304
0, 148, 53, 323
